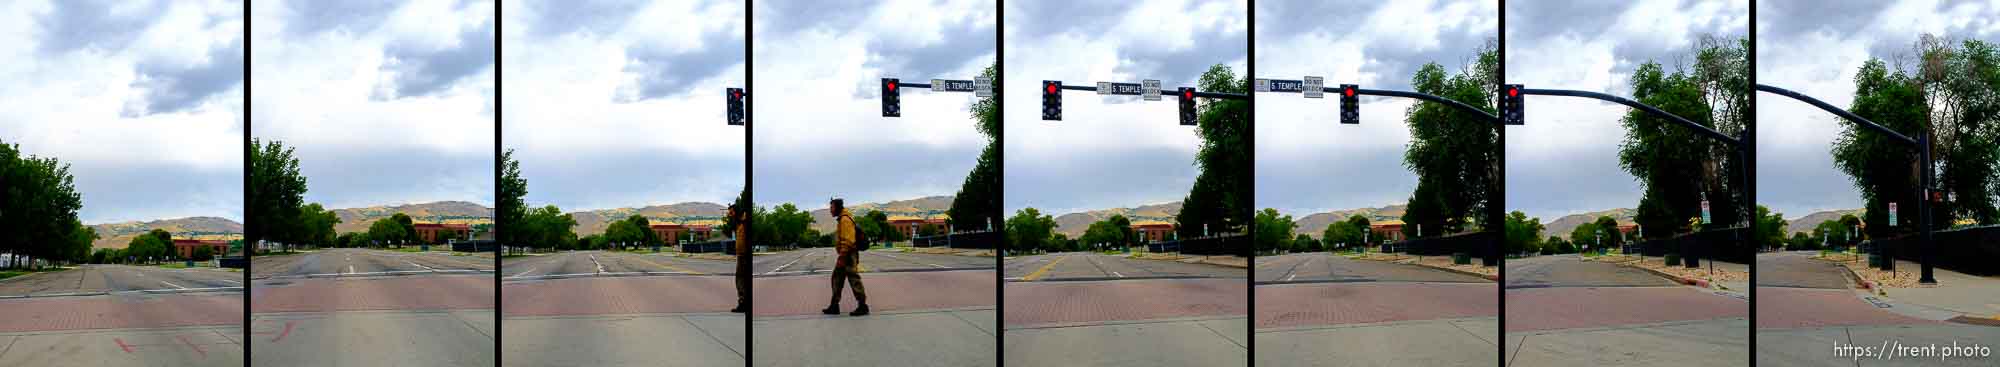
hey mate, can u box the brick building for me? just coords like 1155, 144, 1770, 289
414, 223, 471, 243
172, 239, 229, 258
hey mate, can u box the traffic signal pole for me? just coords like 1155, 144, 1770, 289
879, 77, 994, 118
1350, 88, 1501, 123
1755, 83, 1935, 284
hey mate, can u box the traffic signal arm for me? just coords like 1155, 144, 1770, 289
1754, 84, 1916, 145
1189, 91, 1249, 100
1344, 87, 1500, 124
1520, 88, 1740, 147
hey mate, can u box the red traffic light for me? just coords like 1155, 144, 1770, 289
1508, 87, 1518, 97
1183, 90, 1193, 98
733, 90, 741, 98
1046, 83, 1057, 94
887, 81, 897, 91
1344, 87, 1354, 97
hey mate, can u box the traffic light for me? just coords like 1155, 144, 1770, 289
1501, 84, 1524, 125
1339, 84, 1359, 124
1178, 87, 1197, 126
726, 88, 745, 125
1042, 80, 1062, 121
881, 78, 900, 117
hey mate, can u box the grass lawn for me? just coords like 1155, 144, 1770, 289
0, 268, 67, 280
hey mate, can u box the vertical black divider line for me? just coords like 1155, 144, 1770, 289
996, 1, 1008, 365
491, 2, 503, 366
1744, 2, 1757, 364
1243, 1, 1255, 365
1495, 1, 1508, 365
241, 0, 252, 365
742, 0, 754, 365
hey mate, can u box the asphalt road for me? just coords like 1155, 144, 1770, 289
1254, 253, 1486, 284
1003, 252, 1244, 281
252, 248, 494, 280
0, 264, 243, 296
1503, 255, 1677, 288
753, 267, 996, 366
1755, 251, 1852, 289
755, 247, 994, 276
502, 250, 737, 280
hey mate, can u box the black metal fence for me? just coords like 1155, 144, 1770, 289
1629, 227, 1751, 265
452, 240, 497, 253
681, 239, 734, 254
1385, 231, 1498, 266
217, 256, 248, 269
1144, 234, 1247, 256
1869, 225, 2000, 276
912, 230, 999, 249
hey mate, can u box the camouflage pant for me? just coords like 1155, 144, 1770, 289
830, 251, 866, 304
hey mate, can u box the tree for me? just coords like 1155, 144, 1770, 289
1292, 234, 1319, 252
192, 246, 215, 262
297, 203, 340, 248
392, 213, 416, 247
1913, 36, 2000, 226
1176, 64, 1251, 248
1403, 41, 1501, 238
366, 218, 409, 248
522, 205, 577, 252
1570, 222, 1601, 250
1080, 215, 1135, 252
0, 139, 85, 269
1006, 208, 1058, 253
1592, 216, 1625, 248
1754, 206, 1788, 250
498, 149, 528, 248
1836, 59, 1931, 239
950, 61, 1001, 234
1504, 211, 1544, 255
1252, 209, 1295, 254
917, 223, 944, 237
1619, 60, 1729, 238
1323, 221, 1361, 249
249, 138, 308, 252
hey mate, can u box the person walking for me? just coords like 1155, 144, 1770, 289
822, 198, 869, 316
729, 203, 750, 313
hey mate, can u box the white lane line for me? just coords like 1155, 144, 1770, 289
590, 254, 605, 273
508, 267, 539, 279
874, 252, 950, 268
765, 255, 805, 275
159, 280, 187, 289
1112, 271, 1125, 278
216, 279, 242, 285
406, 261, 437, 272
1284, 274, 1297, 282
346, 265, 355, 275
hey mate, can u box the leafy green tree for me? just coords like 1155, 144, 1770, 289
249, 138, 308, 252
1754, 206, 1788, 250
522, 205, 577, 251
1619, 60, 1726, 237
1006, 208, 1058, 253
0, 140, 85, 269
1176, 64, 1251, 247
192, 246, 215, 262
366, 217, 410, 247
1504, 211, 1544, 255
1323, 221, 1361, 249
950, 61, 1001, 233
1292, 234, 1319, 252
1402, 41, 1501, 238
298, 203, 340, 248
1836, 59, 1931, 238
1592, 216, 1625, 248
1252, 208, 1295, 253
498, 149, 528, 248
1914, 36, 2000, 225
1079, 215, 1134, 252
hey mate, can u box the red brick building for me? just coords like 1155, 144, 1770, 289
172, 239, 229, 258
414, 223, 471, 243
651, 223, 718, 245
1369, 220, 1405, 243
1130, 223, 1175, 243
889, 218, 950, 238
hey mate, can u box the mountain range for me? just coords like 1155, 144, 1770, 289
566, 202, 726, 235
1543, 208, 1637, 240
1289, 204, 1406, 238
1050, 201, 1182, 238
330, 201, 493, 234
1785, 208, 1865, 235
87, 216, 243, 250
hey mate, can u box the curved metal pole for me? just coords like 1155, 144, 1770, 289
1755, 84, 1918, 145
1520, 89, 1740, 147
1354, 88, 1502, 123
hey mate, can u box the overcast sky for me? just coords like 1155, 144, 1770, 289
1254, 0, 1496, 217
251, 0, 494, 210
1003, 0, 1247, 216
1504, 0, 1747, 223
751, 0, 995, 208
501, 0, 743, 211
1756, 0, 2000, 220
0, 1, 243, 224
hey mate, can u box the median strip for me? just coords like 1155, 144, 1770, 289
1021, 255, 1070, 281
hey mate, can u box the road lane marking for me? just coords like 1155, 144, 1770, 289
766, 255, 806, 275
873, 252, 950, 268
159, 281, 187, 289
217, 279, 242, 285
624, 255, 707, 275
1112, 271, 1125, 278
406, 261, 437, 272
590, 254, 606, 273
1022, 255, 1070, 281
347, 265, 355, 275
508, 267, 539, 278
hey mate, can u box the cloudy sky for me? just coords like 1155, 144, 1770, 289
1757, 0, 2000, 220
251, 0, 494, 210
752, 0, 994, 208
1254, 0, 1496, 217
1504, 0, 1747, 223
0, 0, 243, 224
1003, 0, 1247, 216
502, 0, 743, 211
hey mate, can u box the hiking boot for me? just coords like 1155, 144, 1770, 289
821, 304, 841, 315
849, 304, 870, 316
730, 304, 747, 313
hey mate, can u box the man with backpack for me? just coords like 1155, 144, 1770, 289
822, 198, 869, 316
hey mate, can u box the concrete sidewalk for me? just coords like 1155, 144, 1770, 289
1007, 315, 1246, 367
1873, 261, 2000, 320
504, 312, 744, 366
1507, 318, 1748, 367
1258, 317, 1494, 366
754, 307, 994, 367
251, 309, 495, 367
0, 325, 240, 366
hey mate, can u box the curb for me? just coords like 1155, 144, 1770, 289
1407, 261, 1499, 281
1627, 262, 1712, 289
